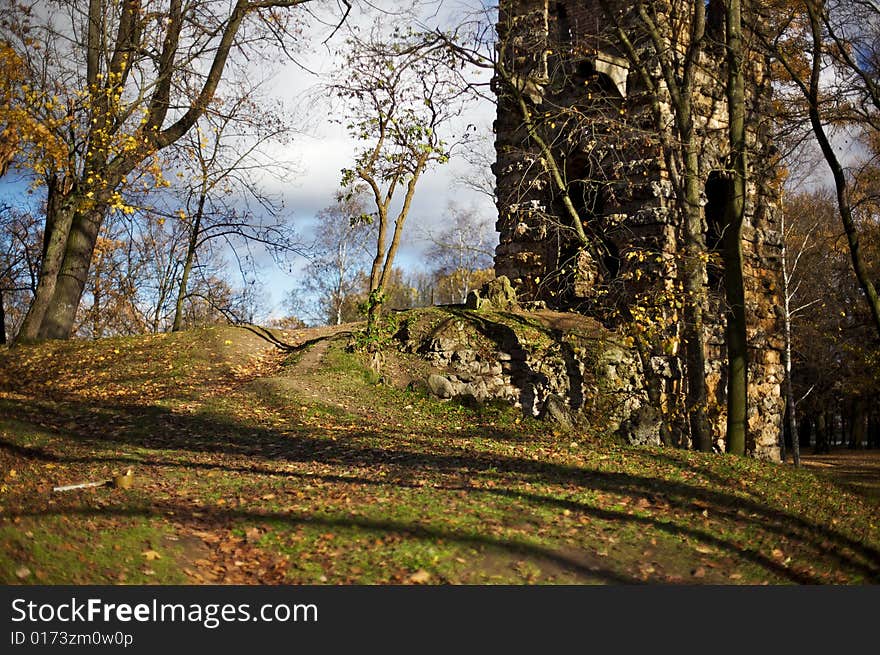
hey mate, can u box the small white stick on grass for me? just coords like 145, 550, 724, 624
52, 479, 110, 492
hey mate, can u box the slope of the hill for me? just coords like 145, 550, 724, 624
0, 319, 877, 584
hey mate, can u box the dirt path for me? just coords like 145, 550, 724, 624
295, 339, 333, 372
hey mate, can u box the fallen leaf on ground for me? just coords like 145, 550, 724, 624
408, 569, 431, 584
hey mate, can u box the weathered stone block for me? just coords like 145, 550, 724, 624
541, 393, 574, 431
427, 374, 455, 399
466, 275, 519, 311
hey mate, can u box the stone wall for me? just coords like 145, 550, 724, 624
493, 0, 786, 458
396, 305, 662, 446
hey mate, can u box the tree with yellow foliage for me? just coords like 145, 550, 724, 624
2, 0, 339, 342
0, 40, 66, 177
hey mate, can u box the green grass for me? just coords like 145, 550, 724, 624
0, 325, 878, 585
0, 516, 189, 584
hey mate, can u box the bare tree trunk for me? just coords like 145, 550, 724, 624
781, 228, 800, 466
91, 275, 101, 338
37, 206, 104, 339
172, 196, 205, 332
152, 265, 174, 333
683, 153, 712, 452
366, 206, 389, 334
816, 412, 829, 453
851, 399, 866, 449
171, 240, 196, 332
16, 184, 75, 342
723, 0, 749, 455
0, 291, 6, 345
334, 241, 347, 326
377, 169, 423, 295
783, 351, 800, 466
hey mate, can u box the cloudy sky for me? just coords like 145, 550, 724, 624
3, 0, 855, 325
0, 0, 498, 324
251, 0, 498, 317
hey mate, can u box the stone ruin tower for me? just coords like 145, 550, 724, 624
492, 0, 786, 458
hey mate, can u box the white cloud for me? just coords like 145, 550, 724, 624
252, 0, 499, 314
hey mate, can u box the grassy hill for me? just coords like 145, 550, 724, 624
0, 320, 878, 584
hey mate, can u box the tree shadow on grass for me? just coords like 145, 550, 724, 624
236, 324, 356, 355
237, 324, 300, 352
10, 503, 639, 584
2, 395, 879, 584
801, 450, 880, 503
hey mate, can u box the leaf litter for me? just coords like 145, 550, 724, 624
0, 323, 877, 585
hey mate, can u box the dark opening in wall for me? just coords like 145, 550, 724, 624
705, 171, 733, 288
569, 178, 601, 218
567, 178, 620, 281
555, 2, 572, 45
574, 60, 620, 98
601, 239, 621, 280
707, 0, 725, 39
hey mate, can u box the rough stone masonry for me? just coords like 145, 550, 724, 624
491, 0, 786, 458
